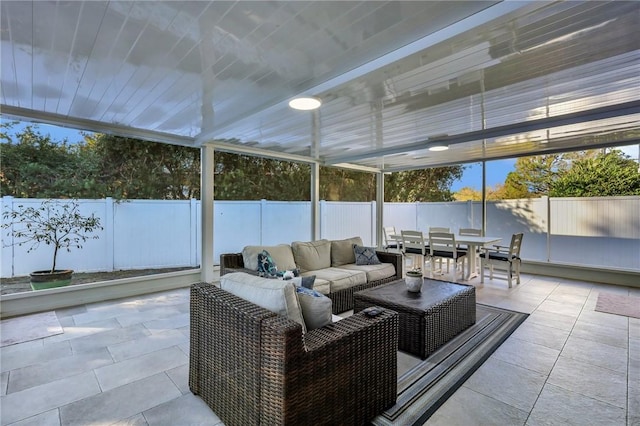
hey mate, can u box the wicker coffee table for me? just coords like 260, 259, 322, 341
353, 278, 476, 359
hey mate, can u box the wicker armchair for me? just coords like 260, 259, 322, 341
219, 250, 403, 314
189, 282, 399, 426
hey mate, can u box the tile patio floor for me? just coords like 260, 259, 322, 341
1, 273, 638, 425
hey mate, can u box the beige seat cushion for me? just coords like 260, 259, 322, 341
242, 244, 297, 271
339, 263, 396, 282
306, 267, 367, 292
330, 236, 363, 267
220, 272, 306, 333
291, 240, 331, 272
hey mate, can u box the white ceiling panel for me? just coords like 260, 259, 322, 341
1, 0, 638, 171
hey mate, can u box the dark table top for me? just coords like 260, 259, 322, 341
354, 278, 474, 313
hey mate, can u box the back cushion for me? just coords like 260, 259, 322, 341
331, 236, 363, 266
242, 244, 297, 271
295, 287, 332, 331
291, 240, 331, 272
220, 272, 306, 333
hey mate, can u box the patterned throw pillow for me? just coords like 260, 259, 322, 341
353, 245, 381, 265
257, 250, 278, 276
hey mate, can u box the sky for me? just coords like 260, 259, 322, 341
4, 119, 638, 192
451, 159, 516, 192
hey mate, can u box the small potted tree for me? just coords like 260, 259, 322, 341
2, 199, 103, 290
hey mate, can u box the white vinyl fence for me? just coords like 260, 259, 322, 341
2, 196, 639, 277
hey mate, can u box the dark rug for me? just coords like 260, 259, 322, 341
372, 304, 529, 426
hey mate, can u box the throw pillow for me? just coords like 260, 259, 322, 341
295, 286, 332, 331
301, 275, 316, 289
242, 245, 297, 271
289, 275, 316, 290
257, 250, 278, 276
281, 270, 296, 280
353, 245, 381, 265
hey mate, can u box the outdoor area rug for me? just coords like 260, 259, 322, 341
0, 311, 63, 347
372, 304, 528, 426
595, 292, 640, 319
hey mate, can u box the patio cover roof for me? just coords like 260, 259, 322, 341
1, 0, 639, 172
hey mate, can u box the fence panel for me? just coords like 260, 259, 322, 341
550, 197, 640, 238
417, 202, 473, 233
2, 196, 639, 277
383, 202, 418, 233
322, 202, 375, 246
550, 197, 640, 269
113, 200, 194, 269
262, 201, 311, 246
213, 201, 262, 258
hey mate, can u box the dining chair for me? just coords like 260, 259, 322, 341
429, 227, 450, 233
429, 227, 451, 272
480, 233, 524, 288
459, 228, 482, 273
383, 226, 402, 251
459, 228, 481, 236
428, 232, 467, 282
401, 230, 428, 273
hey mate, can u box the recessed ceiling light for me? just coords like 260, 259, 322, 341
428, 142, 449, 151
289, 97, 322, 110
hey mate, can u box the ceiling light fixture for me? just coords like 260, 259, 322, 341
289, 97, 322, 110
428, 142, 449, 151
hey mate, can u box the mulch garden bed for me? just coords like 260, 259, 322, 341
1, 267, 195, 295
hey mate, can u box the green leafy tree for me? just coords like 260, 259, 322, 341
501, 150, 639, 198
505, 155, 568, 197
550, 150, 640, 196
0, 123, 101, 198
320, 167, 376, 201
499, 172, 532, 199
214, 152, 310, 200
213, 156, 378, 201
85, 133, 201, 199
385, 167, 464, 202
453, 186, 481, 201
0, 122, 466, 202
454, 183, 530, 201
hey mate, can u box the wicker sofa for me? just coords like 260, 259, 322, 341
220, 236, 403, 314
189, 281, 399, 425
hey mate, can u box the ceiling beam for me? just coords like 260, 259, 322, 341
1, 105, 198, 148
206, 140, 318, 164
324, 100, 640, 165
380, 138, 640, 173
207, 141, 383, 173
325, 163, 381, 174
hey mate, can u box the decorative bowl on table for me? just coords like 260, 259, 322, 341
405, 270, 423, 292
